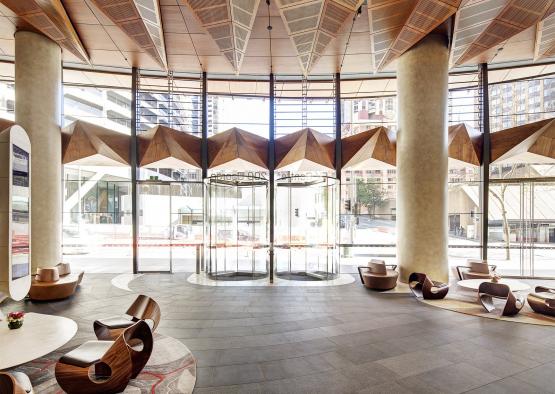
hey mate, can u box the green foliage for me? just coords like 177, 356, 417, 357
356, 179, 386, 217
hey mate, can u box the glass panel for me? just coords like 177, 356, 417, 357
138, 182, 171, 272
532, 183, 555, 277
62, 168, 132, 273
205, 175, 269, 279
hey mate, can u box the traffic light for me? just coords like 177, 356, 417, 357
294, 208, 299, 217
344, 199, 351, 212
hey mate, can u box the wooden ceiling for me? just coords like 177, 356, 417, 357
0, 0, 555, 76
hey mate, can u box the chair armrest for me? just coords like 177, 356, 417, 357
385, 264, 397, 271
535, 286, 555, 294
455, 266, 469, 280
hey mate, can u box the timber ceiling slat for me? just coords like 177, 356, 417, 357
0, 0, 89, 63
452, 0, 554, 66
275, 0, 364, 75
90, 0, 167, 70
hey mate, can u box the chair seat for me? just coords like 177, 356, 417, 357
96, 316, 134, 329
531, 291, 555, 301
12, 372, 33, 394
362, 271, 397, 278
59, 340, 113, 368
462, 272, 492, 280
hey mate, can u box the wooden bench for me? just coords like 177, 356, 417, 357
29, 265, 84, 301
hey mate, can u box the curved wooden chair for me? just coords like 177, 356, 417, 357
408, 272, 449, 300
94, 295, 161, 340
29, 264, 84, 301
55, 320, 152, 394
0, 372, 34, 394
456, 260, 497, 280
357, 260, 398, 290
527, 286, 555, 317
478, 282, 525, 316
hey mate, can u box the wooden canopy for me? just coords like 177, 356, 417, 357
208, 127, 268, 171
62, 120, 130, 166
275, 128, 335, 172
491, 118, 555, 164
448, 123, 482, 167
138, 125, 201, 169
341, 126, 396, 169
0, 118, 15, 131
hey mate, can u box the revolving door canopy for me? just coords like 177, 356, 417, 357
275, 175, 339, 280
205, 174, 269, 279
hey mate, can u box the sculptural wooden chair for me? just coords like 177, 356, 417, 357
408, 272, 449, 300
527, 286, 555, 317
357, 260, 398, 290
456, 260, 497, 280
29, 263, 84, 301
478, 282, 525, 316
55, 320, 152, 394
0, 372, 34, 394
94, 294, 161, 340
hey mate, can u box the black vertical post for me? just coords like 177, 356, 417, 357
131, 67, 139, 273
269, 73, 275, 283
334, 72, 342, 272
201, 72, 208, 178
335, 72, 342, 179
479, 63, 490, 260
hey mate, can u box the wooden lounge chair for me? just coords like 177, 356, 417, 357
0, 372, 34, 394
478, 282, 525, 316
357, 260, 398, 290
527, 286, 555, 317
93, 295, 161, 340
456, 260, 497, 280
55, 320, 152, 394
29, 263, 84, 301
408, 272, 449, 300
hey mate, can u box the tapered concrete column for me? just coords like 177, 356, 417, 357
15, 31, 62, 272
396, 34, 449, 283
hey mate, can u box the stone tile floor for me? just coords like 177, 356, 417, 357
3, 273, 555, 393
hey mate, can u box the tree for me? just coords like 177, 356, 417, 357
489, 164, 518, 260
356, 179, 386, 218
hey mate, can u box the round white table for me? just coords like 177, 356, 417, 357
457, 279, 531, 292
0, 312, 77, 370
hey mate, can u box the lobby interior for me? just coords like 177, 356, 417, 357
1, 0, 555, 393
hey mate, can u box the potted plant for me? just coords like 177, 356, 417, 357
7, 311, 25, 329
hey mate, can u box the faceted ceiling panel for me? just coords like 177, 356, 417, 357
368, 0, 460, 72
342, 126, 396, 169
491, 118, 555, 163
448, 123, 482, 167
451, 0, 555, 66
90, 0, 167, 70
62, 120, 131, 166
184, 0, 261, 73
275, 0, 364, 75
208, 127, 268, 171
138, 125, 201, 169
275, 127, 335, 171
535, 10, 555, 59
0, 0, 89, 63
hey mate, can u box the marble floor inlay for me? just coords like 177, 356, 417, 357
1, 272, 555, 393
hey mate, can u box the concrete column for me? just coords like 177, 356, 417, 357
15, 31, 62, 272
396, 34, 449, 283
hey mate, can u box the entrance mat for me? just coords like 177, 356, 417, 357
420, 289, 555, 327
7, 333, 196, 393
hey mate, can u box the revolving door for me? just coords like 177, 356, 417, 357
205, 174, 269, 279
275, 175, 339, 280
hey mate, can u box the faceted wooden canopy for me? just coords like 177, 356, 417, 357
448, 123, 482, 167
0, 118, 15, 131
138, 125, 201, 169
208, 127, 268, 171
275, 127, 335, 172
491, 118, 555, 164
62, 120, 130, 166
341, 126, 396, 169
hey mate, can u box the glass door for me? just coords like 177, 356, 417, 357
138, 181, 171, 272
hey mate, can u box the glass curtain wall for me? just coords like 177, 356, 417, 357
136, 74, 203, 272
61, 75, 134, 273
487, 77, 555, 277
